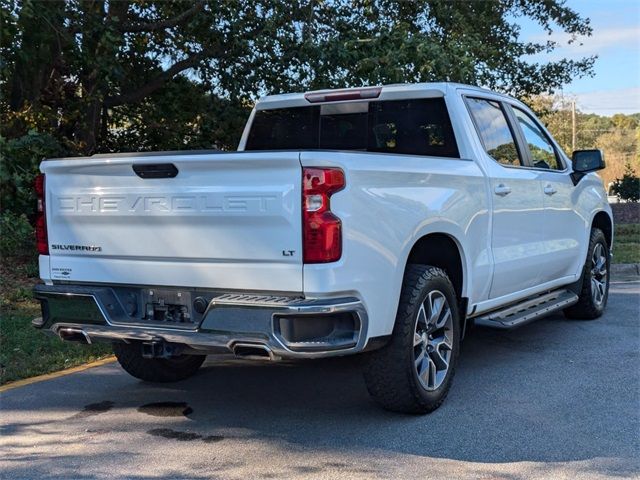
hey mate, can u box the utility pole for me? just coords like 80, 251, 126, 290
571, 100, 576, 152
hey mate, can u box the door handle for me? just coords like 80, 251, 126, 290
494, 184, 512, 196
544, 184, 557, 196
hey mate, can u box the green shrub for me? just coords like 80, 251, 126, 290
0, 131, 67, 218
610, 162, 640, 203
18, 258, 40, 278
0, 212, 35, 258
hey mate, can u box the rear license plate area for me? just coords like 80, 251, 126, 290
141, 289, 193, 326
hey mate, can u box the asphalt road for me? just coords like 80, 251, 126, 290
1, 281, 639, 480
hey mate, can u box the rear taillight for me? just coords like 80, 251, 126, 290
302, 167, 345, 263
35, 174, 48, 255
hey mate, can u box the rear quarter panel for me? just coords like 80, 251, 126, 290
300, 150, 490, 338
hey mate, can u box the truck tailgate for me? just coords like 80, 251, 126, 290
41, 151, 303, 292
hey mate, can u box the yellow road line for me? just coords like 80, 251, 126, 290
0, 356, 116, 393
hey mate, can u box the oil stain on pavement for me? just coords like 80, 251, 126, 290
70, 400, 115, 419
139, 402, 223, 443
147, 427, 223, 443
137, 401, 193, 417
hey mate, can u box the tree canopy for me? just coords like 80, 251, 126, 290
1, 0, 596, 154
525, 95, 639, 186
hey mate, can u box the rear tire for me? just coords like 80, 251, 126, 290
563, 228, 610, 320
363, 265, 460, 414
113, 342, 206, 383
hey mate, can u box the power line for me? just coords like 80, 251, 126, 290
578, 106, 640, 111
577, 129, 638, 132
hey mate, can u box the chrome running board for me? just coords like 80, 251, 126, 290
473, 289, 579, 330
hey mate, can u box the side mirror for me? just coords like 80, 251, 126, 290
571, 149, 605, 185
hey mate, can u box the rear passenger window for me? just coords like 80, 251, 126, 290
466, 98, 522, 167
512, 107, 562, 170
245, 106, 320, 150
368, 98, 459, 157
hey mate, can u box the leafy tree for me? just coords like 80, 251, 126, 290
104, 78, 250, 151
2, 0, 595, 155
610, 163, 640, 203
0, 132, 67, 218
0, 211, 34, 258
526, 94, 639, 186
595, 116, 638, 185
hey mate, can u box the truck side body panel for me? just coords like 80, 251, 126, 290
300, 150, 491, 338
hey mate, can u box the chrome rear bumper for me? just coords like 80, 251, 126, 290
33, 284, 368, 359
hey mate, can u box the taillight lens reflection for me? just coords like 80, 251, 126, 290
302, 168, 345, 263
34, 174, 48, 255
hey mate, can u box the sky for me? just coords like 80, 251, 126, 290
518, 0, 640, 116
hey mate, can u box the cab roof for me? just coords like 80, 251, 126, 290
255, 82, 513, 110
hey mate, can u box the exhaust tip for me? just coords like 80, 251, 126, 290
58, 328, 92, 344
232, 343, 273, 360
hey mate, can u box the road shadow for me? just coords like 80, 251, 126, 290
122, 288, 638, 468
1, 286, 638, 478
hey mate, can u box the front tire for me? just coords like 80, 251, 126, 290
113, 342, 206, 383
563, 228, 610, 320
363, 265, 460, 414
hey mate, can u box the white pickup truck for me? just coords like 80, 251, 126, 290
33, 83, 612, 413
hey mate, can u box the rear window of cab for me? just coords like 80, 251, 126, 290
245, 98, 460, 158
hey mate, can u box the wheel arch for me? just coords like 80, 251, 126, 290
591, 210, 613, 247
404, 232, 466, 301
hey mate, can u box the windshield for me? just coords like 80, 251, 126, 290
245, 98, 459, 158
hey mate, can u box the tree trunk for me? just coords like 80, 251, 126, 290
9, 1, 65, 110
75, 0, 106, 154
77, 97, 101, 154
